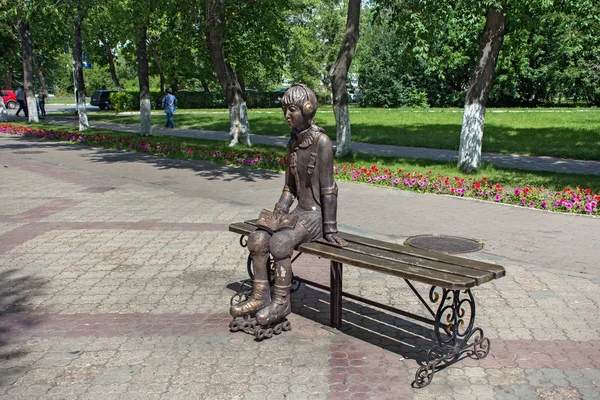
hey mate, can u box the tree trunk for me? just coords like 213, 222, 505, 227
0, 97, 7, 122
19, 21, 39, 123
236, 69, 246, 94
329, 0, 361, 158
73, 9, 89, 130
33, 53, 48, 96
151, 47, 165, 93
100, 37, 122, 91
4, 67, 13, 90
206, 0, 251, 147
136, 24, 152, 136
202, 81, 210, 93
36, 68, 48, 96
458, 4, 507, 172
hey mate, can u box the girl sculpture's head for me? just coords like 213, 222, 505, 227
281, 84, 318, 129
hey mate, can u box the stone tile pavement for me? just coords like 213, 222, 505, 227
1, 133, 599, 399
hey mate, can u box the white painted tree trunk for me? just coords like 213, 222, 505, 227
140, 98, 152, 136
0, 98, 8, 122
334, 104, 352, 157
457, 102, 486, 172
228, 102, 251, 146
77, 96, 89, 131
26, 93, 39, 123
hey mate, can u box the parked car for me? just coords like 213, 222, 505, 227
1, 90, 17, 109
90, 90, 117, 110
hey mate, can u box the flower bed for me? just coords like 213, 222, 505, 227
2, 123, 598, 216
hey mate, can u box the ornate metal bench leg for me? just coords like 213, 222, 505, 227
413, 287, 491, 388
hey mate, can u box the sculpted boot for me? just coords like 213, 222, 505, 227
231, 231, 273, 319
255, 259, 292, 326
230, 279, 271, 318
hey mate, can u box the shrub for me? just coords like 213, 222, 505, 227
245, 91, 284, 108
109, 91, 137, 113
315, 92, 332, 106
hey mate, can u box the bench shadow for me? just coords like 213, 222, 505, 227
226, 279, 437, 365
0, 269, 44, 386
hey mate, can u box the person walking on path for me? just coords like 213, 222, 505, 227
38, 89, 47, 118
15, 87, 28, 117
161, 88, 177, 128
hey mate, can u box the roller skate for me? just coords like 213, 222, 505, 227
228, 316, 258, 334
253, 283, 292, 340
229, 279, 271, 333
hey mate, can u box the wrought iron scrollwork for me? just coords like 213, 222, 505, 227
413, 287, 490, 388
230, 279, 253, 306
291, 275, 301, 292
246, 254, 275, 285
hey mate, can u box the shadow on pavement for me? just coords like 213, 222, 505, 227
83, 146, 282, 184
226, 279, 435, 365
0, 269, 44, 385
1, 134, 282, 183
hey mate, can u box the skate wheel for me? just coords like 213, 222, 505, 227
241, 321, 252, 330
274, 325, 283, 335
265, 328, 274, 339
282, 320, 291, 331
229, 320, 240, 332
256, 329, 265, 340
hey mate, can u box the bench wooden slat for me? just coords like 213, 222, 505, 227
229, 222, 256, 236
229, 221, 505, 289
298, 242, 476, 290
343, 242, 494, 285
339, 232, 505, 279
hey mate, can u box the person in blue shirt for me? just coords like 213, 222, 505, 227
161, 88, 177, 128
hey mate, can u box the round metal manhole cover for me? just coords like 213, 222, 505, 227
406, 235, 483, 254
12, 150, 47, 154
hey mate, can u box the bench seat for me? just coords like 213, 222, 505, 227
229, 220, 504, 290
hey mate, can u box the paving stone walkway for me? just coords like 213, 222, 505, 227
1, 132, 599, 399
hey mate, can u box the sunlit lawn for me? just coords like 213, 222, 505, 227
26, 123, 600, 194
85, 106, 600, 161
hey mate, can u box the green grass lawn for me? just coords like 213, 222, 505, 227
85, 106, 600, 161
24, 123, 600, 194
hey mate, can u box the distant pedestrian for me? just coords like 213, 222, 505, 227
38, 89, 47, 117
161, 88, 177, 128
15, 87, 28, 117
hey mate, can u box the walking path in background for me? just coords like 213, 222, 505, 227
35, 115, 600, 176
1, 132, 599, 399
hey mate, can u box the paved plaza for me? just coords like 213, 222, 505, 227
1, 131, 599, 399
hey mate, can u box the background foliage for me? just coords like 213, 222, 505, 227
1, 0, 598, 107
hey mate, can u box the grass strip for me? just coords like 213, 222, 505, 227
82, 106, 600, 160
2, 122, 598, 216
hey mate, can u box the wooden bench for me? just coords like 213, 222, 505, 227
229, 220, 505, 387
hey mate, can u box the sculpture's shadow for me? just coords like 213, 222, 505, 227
227, 275, 436, 365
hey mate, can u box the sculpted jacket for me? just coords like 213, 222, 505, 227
275, 124, 339, 237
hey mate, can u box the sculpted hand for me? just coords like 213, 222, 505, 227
273, 204, 286, 219
324, 233, 348, 247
